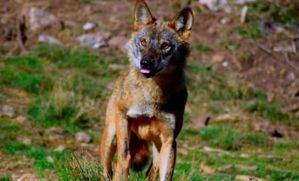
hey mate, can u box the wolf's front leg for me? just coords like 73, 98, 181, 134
114, 116, 131, 181
159, 138, 176, 181
99, 119, 116, 180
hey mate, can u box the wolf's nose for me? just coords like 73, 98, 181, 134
140, 57, 151, 67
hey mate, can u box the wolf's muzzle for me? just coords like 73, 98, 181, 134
140, 56, 159, 78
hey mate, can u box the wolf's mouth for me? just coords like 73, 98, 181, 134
140, 66, 156, 78
140, 68, 151, 74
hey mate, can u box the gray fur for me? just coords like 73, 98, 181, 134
127, 23, 189, 76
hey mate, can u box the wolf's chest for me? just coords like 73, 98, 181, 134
126, 104, 155, 118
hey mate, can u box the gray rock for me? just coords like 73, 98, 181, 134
83, 22, 96, 31
38, 34, 63, 45
77, 32, 111, 49
0, 105, 15, 118
54, 145, 66, 152
75, 132, 91, 143
198, 0, 231, 13
16, 115, 27, 123
222, 61, 229, 67
17, 137, 32, 145
220, 17, 230, 25
108, 35, 128, 53
286, 72, 295, 81
29, 7, 62, 31
235, 0, 256, 5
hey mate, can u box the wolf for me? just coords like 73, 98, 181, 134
99, 0, 194, 180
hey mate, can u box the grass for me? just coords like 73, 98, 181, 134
248, 0, 299, 25
0, 176, 12, 181
199, 125, 268, 151
2, 44, 123, 129
195, 42, 213, 53
56, 155, 104, 181
0, 56, 47, 94
236, 22, 263, 39
186, 62, 299, 127
219, 39, 239, 51
1, 44, 299, 180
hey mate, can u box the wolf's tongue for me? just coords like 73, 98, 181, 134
141, 68, 150, 74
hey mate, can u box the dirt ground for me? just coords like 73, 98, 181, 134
0, 0, 299, 180
1, 0, 298, 103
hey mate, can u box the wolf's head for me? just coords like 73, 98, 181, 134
127, 0, 194, 78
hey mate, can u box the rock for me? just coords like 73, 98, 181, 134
218, 164, 233, 172
16, 115, 27, 123
202, 146, 229, 155
54, 145, 66, 152
213, 113, 249, 122
222, 61, 229, 67
220, 17, 230, 25
286, 72, 295, 81
236, 165, 257, 171
240, 153, 249, 158
46, 156, 54, 163
75, 132, 91, 143
83, 22, 96, 31
235, 175, 265, 181
198, 0, 231, 13
17, 173, 38, 181
275, 26, 285, 33
108, 35, 128, 53
178, 148, 188, 155
240, 6, 248, 24
212, 53, 225, 63
207, 27, 216, 35
0, 105, 15, 118
236, 0, 256, 5
219, 164, 259, 172
38, 34, 63, 45
192, 115, 210, 128
17, 137, 32, 145
273, 44, 296, 53
29, 7, 62, 31
77, 32, 111, 49
200, 164, 215, 174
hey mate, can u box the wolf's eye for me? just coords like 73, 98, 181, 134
140, 39, 147, 47
161, 42, 171, 50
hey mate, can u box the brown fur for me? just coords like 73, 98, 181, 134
99, 1, 193, 180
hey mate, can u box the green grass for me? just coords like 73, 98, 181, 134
219, 40, 238, 51
0, 118, 30, 149
1, 44, 299, 179
199, 125, 268, 151
248, 0, 299, 25
187, 62, 299, 127
236, 22, 263, 39
3, 141, 71, 177
179, 124, 268, 151
195, 42, 213, 53
0, 56, 47, 94
0, 176, 12, 181
0, 44, 122, 129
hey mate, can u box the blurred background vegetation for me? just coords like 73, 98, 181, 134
0, 0, 298, 180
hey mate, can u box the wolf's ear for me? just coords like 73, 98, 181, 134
168, 7, 194, 41
134, 0, 154, 31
